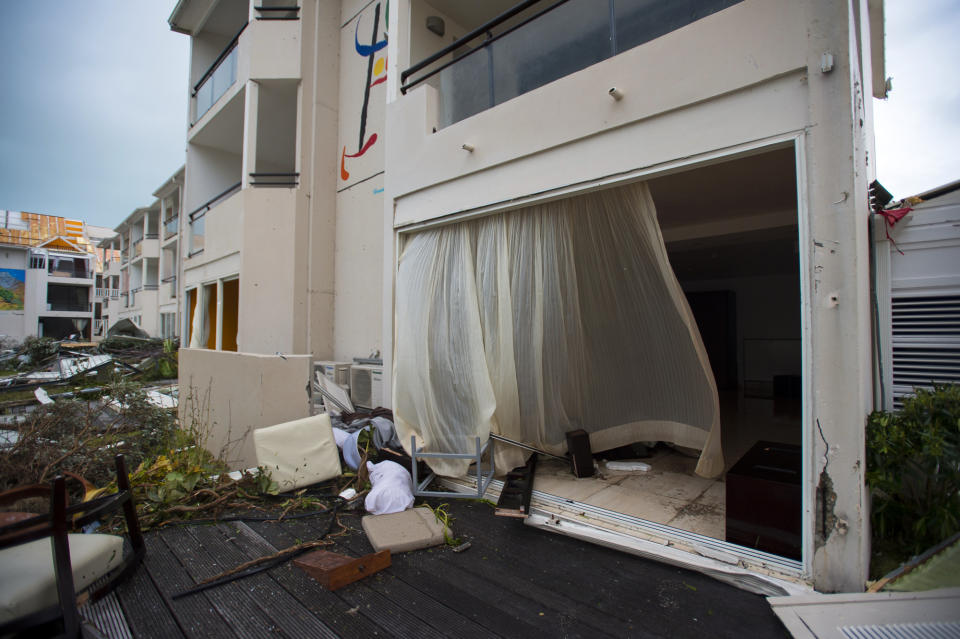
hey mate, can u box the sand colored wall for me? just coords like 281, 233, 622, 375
178, 348, 311, 471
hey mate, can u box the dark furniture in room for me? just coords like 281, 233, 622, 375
726, 440, 801, 560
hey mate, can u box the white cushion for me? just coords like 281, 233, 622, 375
0, 533, 124, 622
254, 413, 342, 492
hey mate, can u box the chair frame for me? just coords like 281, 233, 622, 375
0, 454, 145, 638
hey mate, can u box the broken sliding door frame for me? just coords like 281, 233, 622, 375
393, 131, 815, 584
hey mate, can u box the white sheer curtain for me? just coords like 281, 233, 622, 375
394, 182, 723, 478
189, 287, 208, 349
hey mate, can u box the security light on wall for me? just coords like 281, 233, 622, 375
426, 16, 445, 37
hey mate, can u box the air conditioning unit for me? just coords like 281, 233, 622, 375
350, 365, 384, 409
313, 361, 351, 388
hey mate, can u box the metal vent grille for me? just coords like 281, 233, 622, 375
891, 295, 960, 407
841, 621, 960, 638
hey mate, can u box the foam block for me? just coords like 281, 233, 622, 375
362, 507, 450, 553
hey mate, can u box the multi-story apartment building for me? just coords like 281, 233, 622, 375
0, 211, 107, 342
101, 167, 184, 340
170, 0, 887, 593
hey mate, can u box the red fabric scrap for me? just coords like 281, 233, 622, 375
876, 207, 912, 255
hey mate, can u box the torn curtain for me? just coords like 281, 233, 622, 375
394, 181, 723, 478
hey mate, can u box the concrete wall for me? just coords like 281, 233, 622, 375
178, 348, 312, 470
238, 187, 308, 354
333, 0, 387, 362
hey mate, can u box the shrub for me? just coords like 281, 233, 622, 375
866, 384, 960, 569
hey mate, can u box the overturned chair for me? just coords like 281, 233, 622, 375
0, 454, 145, 638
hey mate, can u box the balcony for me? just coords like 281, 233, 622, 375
194, 26, 243, 122
93, 319, 106, 337
189, 17, 301, 130
162, 274, 178, 299
48, 266, 92, 280
95, 287, 121, 299
164, 216, 179, 239
401, 0, 742, 129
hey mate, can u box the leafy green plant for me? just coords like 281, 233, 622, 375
866, 384, 960, 574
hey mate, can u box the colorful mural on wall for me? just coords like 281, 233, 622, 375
0, 269, 25, 311
340, 1, 387, 184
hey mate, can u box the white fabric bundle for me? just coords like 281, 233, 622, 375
364, 460, 414, 515
394, 181, 723, 478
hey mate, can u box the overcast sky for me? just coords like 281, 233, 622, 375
0, 1, 957, 230
0, 2, 188, 229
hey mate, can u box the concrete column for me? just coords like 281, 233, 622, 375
804, 0, 872, 592
382, 0, 411, 407
242, 80, 260, 188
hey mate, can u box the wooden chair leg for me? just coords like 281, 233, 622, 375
52, 476, 80, 637
114, 455, 145, 556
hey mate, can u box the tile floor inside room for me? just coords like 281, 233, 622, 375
531, 393, 802, 542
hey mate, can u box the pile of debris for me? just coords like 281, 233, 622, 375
0, 335, 178, 397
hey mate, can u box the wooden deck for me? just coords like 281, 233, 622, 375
92, 499, 790, 638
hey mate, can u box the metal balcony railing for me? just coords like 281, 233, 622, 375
46, 302, 92, 313
249, 172, 299, 187
93, 319, 106, 337
255, 4, 300, 20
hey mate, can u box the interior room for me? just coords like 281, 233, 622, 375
524, 146, 804, 559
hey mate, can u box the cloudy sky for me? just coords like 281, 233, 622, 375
0, 2, 188, 229
0, 1, 957, 229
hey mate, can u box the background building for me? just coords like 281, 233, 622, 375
0, 211, 108, 342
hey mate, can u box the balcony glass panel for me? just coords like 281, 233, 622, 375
438, 47, 492, 129
196, 45, 239, 120
190, 217, 205, 255
491, 0, 610, 107
428, 0, 742, 129
614, 0, 740, 53
165, 216, 179, 238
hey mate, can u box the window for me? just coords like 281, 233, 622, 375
160, 313, 177, 339
186, 277, 240, 351
29, 254, 45, 269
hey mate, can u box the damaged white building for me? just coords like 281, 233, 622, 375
169, 0, 889, 593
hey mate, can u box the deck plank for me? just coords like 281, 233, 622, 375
139, 530, 238, 639
113, 548, 186, 639
225, 520, 390, 639
183, 523, 341, 639
158, 526, 283, 639
437, 499, 790, 638
246, 515, 454, 639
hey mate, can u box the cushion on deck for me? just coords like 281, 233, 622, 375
254, 413, 342, 492
362, 507, 450, 553
0, 533, 124, 622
